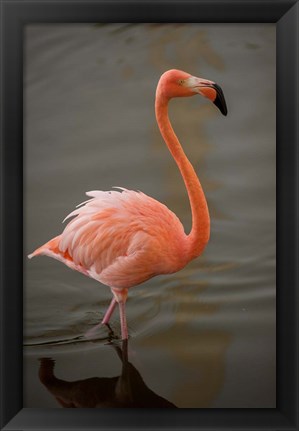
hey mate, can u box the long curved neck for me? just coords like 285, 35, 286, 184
155, 91, 210, 258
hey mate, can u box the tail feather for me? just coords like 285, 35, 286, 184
27, 235, 89, 277
28, 236, 62, 259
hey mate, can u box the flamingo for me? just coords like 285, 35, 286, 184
28, 69, 227, 340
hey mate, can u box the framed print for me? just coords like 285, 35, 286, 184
1, 0, 298, 430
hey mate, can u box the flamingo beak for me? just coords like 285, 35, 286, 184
211, 83, 228, 116
186, 76, 228, 116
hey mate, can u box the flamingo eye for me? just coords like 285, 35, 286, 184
178, 79, 185, 85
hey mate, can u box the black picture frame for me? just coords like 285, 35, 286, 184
1, 0, 298, 429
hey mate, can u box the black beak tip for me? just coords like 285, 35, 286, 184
213, 84, 228, 116
214, 97, 228, 116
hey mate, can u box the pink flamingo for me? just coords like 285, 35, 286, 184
28, 69, 227, 340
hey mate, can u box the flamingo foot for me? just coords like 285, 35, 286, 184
84, 320, 116, 340
84, 321, 104, 339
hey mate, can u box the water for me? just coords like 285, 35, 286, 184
24, 24, 276, 408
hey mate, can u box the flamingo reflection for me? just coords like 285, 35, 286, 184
38, 340, 176, 408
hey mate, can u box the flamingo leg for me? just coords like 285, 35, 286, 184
84, 297, 117, 339
101, 297, 117, 324
118, 300, 128, 340
111, 288, 129, 340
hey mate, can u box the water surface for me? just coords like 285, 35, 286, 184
24, 24, 276, 408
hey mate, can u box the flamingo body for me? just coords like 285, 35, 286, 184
29, 188, 188, 289
29, 69, 227, 339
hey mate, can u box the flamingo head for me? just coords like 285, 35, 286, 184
157, 69, 227, 116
